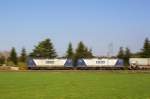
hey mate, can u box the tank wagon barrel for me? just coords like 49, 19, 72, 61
76, 58, 124, 70
77, 58, 124, 67
27, 58, 73, 70
129, 58, 150, 69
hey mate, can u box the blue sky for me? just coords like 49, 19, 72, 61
0, 0, 150, 56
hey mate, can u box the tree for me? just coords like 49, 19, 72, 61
117, 47, 124, 59
131, 52, 141, 58
75, 41, 86, 59
84, 47, 94, 58
9, 47, 18, 65
73, 41, 93, 66
75, 41, 94, 59
0, 56, 5, 65
74, 41, 85, 66
124, 47, 131, 66
0, 51, 10, 65
141, 38, 150, 58
20, 47, 27, 62
66, 42, 74, 59
30, 38, 57, 58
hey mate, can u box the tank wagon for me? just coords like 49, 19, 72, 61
129, 58, 150, 69
76, 58, 124, 70
27, 58, 73, 70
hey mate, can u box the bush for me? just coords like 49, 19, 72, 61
6, 61, 16, 66
18, 62, 28, 70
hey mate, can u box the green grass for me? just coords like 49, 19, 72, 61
0, 71, 150, 99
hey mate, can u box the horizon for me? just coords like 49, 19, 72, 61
0, 0, 150, 56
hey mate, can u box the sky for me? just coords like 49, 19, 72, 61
0, 0, 150, 56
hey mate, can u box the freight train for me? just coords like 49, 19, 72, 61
27, 58, 150, 70
27, 58, 124, 70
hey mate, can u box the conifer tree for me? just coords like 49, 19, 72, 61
74, 41, 93, 66
117, 47, 124, 59
141, 38, 150, 58
30, 38, 57, 58
20, 47, 27, 62
124, 47, 131, 66
10, 47, 18, 65
66, 42, 74, 59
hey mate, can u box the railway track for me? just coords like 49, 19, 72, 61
28, 66, 150, 70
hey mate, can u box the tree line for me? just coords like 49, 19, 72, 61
0, 47, 27, 66
117, 38, 150, 65
0, 38, 149, 66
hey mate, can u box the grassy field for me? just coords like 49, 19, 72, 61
0, 71, 150, 99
